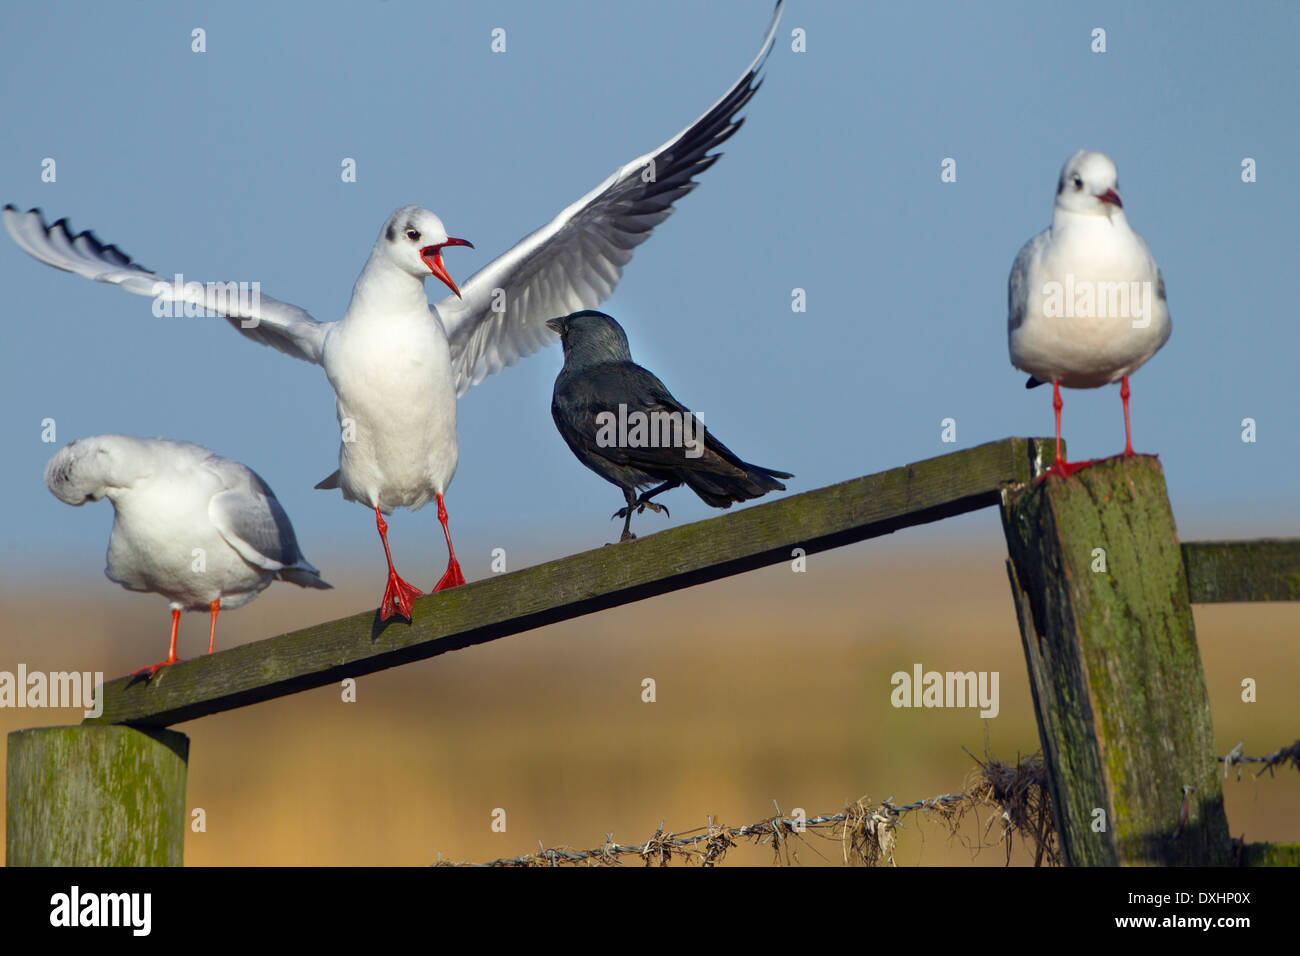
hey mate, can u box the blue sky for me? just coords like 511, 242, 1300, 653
2, 1, 1297, 589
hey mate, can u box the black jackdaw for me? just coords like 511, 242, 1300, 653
547, 310, 792, 541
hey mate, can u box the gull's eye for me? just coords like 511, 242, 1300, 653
1072, 175, 1083, 190
406, 228, 420, 242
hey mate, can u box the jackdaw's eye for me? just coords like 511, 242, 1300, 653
406, 228, 420, 242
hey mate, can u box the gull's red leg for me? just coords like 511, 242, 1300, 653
432, 493, 466, 592
1120, 376, 1135, 457
1038, 381, 1093, 483
133, 608, 183, 678
1052, 381, 1066, 468
376, 506, 422, 621
207, 599, 220, 654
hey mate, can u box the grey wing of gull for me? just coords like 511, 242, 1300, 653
3, 205, 328, 365
437, 1, 784, 397
206, 459, 328, 585
1153, 265, 1172, 349
1008, 229, 1048, 336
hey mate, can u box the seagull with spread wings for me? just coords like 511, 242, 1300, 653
5, 2, 784, 621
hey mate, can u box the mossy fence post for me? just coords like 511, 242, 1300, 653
1001, 454, 1233, 865
6, 725, 189, 866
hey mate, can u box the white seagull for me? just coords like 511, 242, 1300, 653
46, 435, 330, 676
1008, 149, 1172, 480
6, 2, 784, 621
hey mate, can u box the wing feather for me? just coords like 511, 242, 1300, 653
439, 1, 784, 397
1008, 229, 1049, 335
4, 205, 328, 364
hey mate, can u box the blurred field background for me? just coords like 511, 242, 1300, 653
2, 512, 1295, 866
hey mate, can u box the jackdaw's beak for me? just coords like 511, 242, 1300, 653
545, 318, 564, 335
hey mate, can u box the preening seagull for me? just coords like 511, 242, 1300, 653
1008, 149, 1172, 480
5, 1, 784, 621
45, 435, 330, 677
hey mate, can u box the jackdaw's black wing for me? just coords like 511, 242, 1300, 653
553, 360, 791, 508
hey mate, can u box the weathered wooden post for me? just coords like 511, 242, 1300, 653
7, 725, 188, 866
1001, 454, 1232, 865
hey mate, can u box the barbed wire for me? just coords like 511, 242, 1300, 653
1219, 739, 1300, 781
434, 748, 1058, 867
434, 737, 1298, 867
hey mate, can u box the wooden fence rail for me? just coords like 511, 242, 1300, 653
85, 436, 1054, 728
1182, 539, 1300, 603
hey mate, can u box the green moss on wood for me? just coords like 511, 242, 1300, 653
1001, 454, 1232, 866
7, 726, 188, 866
1238, 842, 1300, 866
1183, 540, 1300, 603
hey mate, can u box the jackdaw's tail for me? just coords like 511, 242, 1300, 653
680, 457, 792, 509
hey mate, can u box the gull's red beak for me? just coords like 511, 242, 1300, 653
420, 237, 474, 298
1097, 188, 1123, 208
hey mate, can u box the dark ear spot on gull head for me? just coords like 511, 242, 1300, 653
45, 439, 108, 505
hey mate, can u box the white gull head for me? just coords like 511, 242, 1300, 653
1054, 150, 1125, 220
374, 205, 474, 296
45, 435, 134, 504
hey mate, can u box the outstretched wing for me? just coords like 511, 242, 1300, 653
438, 1, 784, 397
4, 205, 328, 364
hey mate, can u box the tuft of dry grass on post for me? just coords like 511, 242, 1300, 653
436, 747, 1062, 867
957, 747, 1060, 867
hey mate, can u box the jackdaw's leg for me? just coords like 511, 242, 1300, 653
612, 488, 639, 542
631, 480, 679, 517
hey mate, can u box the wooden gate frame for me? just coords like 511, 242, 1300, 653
7, 437, 1298, 865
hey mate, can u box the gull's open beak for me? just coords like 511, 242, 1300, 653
1096, 188, 1123, 208
420, 237, 474, 298
544, 318, 564, 335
